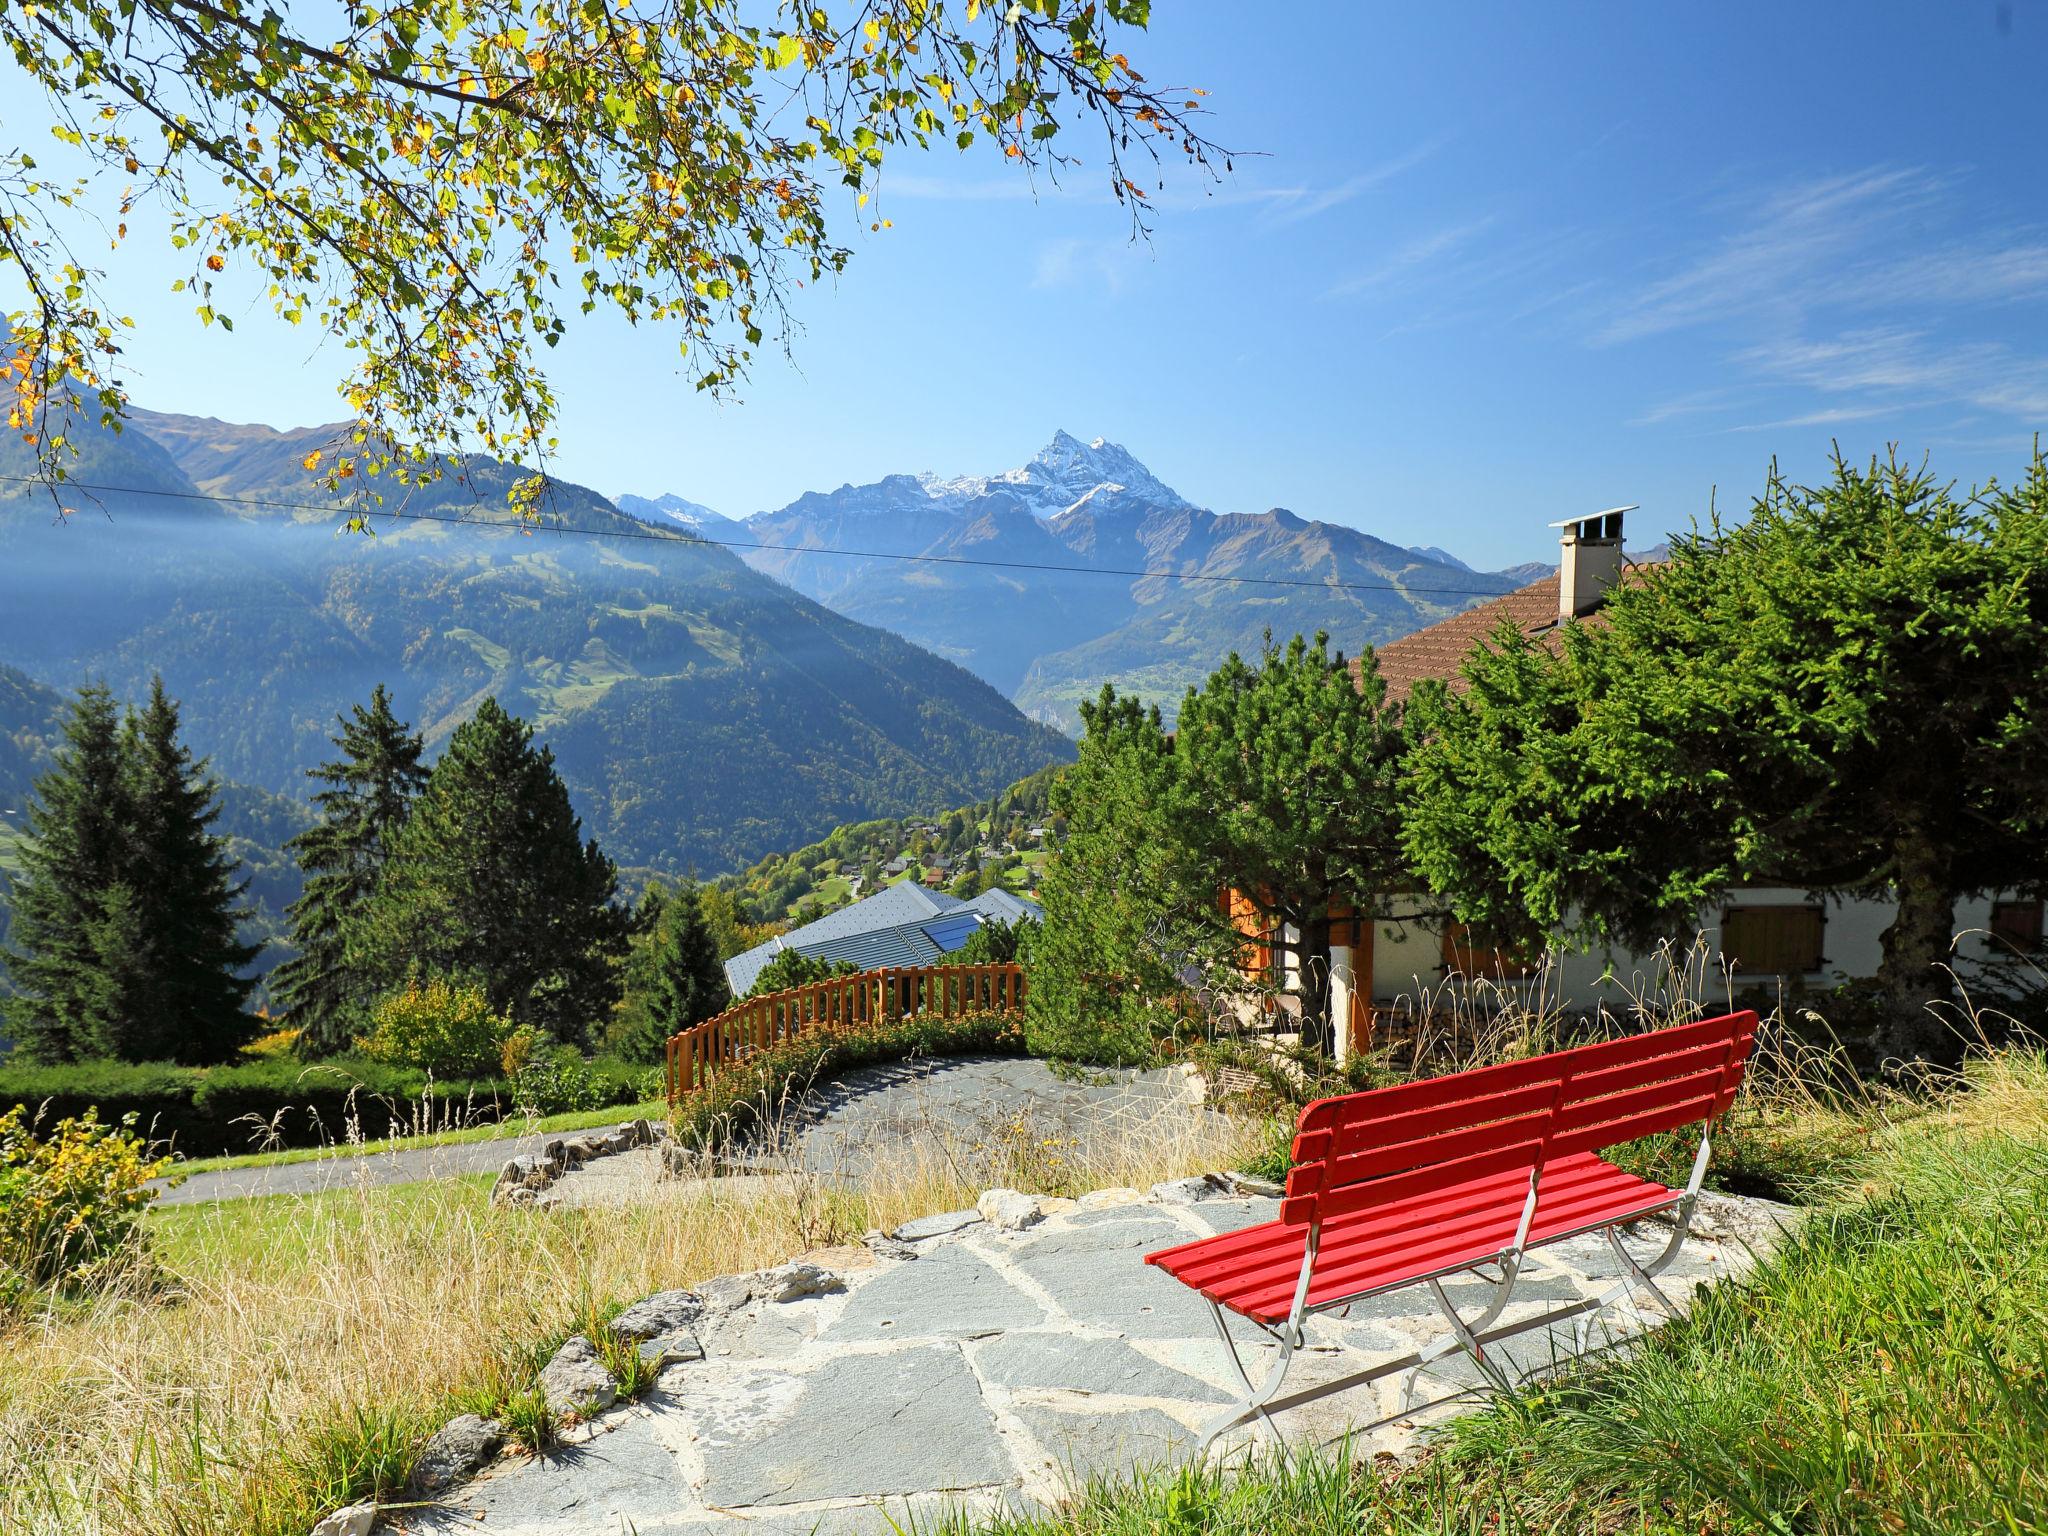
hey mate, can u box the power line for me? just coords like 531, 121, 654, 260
0, 471, 1526, 599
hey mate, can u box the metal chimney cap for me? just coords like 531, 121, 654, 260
1546, 504, 1638, 528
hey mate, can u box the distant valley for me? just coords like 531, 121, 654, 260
619, 432, 1539, 730
0, 412, 1074, 888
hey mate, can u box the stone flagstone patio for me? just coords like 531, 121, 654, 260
393, 1181, 1792, 1536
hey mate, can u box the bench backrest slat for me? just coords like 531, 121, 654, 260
1278, 1010, 1757, 1229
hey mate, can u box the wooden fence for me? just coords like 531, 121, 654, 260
664, 962, 1029, 1102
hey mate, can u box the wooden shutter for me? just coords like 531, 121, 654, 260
1720, 905, 1825, 974
1439, 920, 1539, 977
1990, 899, 2044, 952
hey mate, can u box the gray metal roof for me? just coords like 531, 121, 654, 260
722, 881, 1042, 996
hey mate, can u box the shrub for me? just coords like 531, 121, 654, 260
745, 949, 859, 999
0, 1105, 169, 1297
355, 977, 513, 1077
240, 1025, 302, 1060
511, 1047, 611, 1118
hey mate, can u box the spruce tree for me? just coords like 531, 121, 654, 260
122, 677, 259, 1062
357, 697, 629, 1045
2, 685, 134, 1062
2, 678, 255, 1064
644, 883, 730, 1045
272, 686, 428, 1055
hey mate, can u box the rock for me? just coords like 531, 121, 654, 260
542, 1138, 567, 1171
309, 1503, 376, 1536
637, 1330, 705, 1369
410, 1413, 505, 1495
497, 1185, 537, 1208
532, 1190, 563, 1212
1223, 1170, 1286, 1198
759, 1261, 845, 1302
1646, 1190, 1801, 1246
977, 1187, 1052, 1231
1074, 1187, 1146, 1211
562, 1136, 601, 1165
892, 1208, 983, 1242
538, 1335, 617, 1419
698, 1273, 755, 1313
607, 1288, 705, 1342
617, 1118, 654, 1147
1150, 1173, 1232, 1205
863, 1229, 920, 1262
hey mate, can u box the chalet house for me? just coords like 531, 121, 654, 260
724, 883, 1041, 996
1230, 509, 2044, 1060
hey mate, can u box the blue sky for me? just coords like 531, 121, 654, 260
27, 1, 2048, 566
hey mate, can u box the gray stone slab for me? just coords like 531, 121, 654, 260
1184, 1198, 1282, 1236
410, 1412, 688, 1532
1010, 1403, 1197, 1491
699, 1299, 825, 1359
822, 1246, 1045, 1342
894, 1209, 983, 1241
968, 1331, 1230, 1404
698, 1345, 1014, 1508
1009, 1216, 1226, 1340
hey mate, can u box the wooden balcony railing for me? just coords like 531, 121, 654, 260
664, 961, 1028, 1102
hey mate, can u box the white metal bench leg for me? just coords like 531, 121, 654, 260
1398, 1256, 1520, 1411
1196, 1300, 1301, 1451
1574, 1195, 1697, 1352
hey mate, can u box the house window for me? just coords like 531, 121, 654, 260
1990, 898, 2044, 952
1720, 904, 1826, 975
1439, 920, 1540, 977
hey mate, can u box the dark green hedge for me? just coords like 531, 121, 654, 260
0, 1055, 651, 1158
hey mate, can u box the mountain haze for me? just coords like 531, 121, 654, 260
0, 414, 1074, 876
650, 433, 1524, 729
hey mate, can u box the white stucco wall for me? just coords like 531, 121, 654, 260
1361, 887, 2026, 1018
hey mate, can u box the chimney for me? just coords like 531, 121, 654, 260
1549, 505, 1634, 623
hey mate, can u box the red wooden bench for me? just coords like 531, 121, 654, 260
1145, 1009, 1757, 1446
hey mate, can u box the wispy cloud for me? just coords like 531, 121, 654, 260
1606, 167, 2048, 433
1595, 167, 2048, 346
1328, 217, 1496, 298
1029, 235, 1148, 292
1266, 136, 1447, 225
1595, 167, 1942, 343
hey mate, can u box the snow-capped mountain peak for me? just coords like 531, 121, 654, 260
920, 430, 1189, 517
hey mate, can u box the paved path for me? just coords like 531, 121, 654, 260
157, 1057, 1196, 1207
391, 1185, 1793, 1536
153, 1132, 562, 1206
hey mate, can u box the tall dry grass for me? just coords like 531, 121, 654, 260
0, 1086, 1251, 1536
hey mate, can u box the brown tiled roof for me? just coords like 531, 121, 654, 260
1358, 564, 1660, 705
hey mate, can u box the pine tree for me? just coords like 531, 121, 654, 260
121, 677, 259, 1063
2, 685, 134, 1062
356, 696, 630, 1045
272, 686, 427, 1055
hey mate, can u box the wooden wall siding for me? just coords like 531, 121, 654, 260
663, 962, 1029, 1102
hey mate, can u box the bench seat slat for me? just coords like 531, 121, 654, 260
1173, 1153, 1662, 1310
1148, 1151, 1674, 1323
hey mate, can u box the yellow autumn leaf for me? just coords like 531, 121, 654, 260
301, 449, 323, 471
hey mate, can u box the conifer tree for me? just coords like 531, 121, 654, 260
272, 686, 428, 1056
2, 684, 133, 1062
120, 677, 259, 1062
357, 697, 629, 1045
2, 678, 255, 1063
645, 883, 730, 1045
